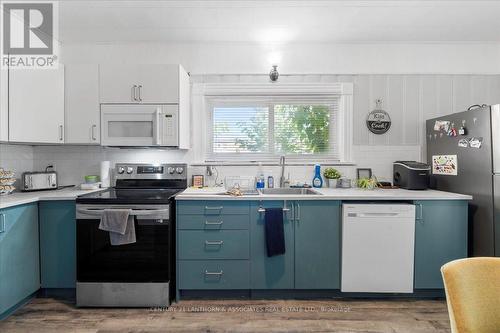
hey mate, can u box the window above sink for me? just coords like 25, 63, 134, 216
196, 83, 354, 164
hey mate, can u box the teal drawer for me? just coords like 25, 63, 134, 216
178, 230, 249, 259
177, 214, 249, 230
177, 201, 250, 215
178, 260, 250, 289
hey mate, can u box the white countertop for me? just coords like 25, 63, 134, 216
176, 187, 472, 201
0, 187, 105, 209
0, 186, 472, 209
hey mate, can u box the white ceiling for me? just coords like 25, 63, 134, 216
58, 0, 500, 44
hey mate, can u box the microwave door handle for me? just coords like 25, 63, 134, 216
155, 108, 161, 145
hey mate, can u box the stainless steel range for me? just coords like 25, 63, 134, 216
75, 163, 187, 307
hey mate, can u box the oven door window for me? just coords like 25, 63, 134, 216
77, 217, 170, 283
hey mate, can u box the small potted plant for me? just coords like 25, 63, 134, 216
356, 176, 378, 190
323, 168, 341, 188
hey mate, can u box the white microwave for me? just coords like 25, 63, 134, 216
101, 104, 179, 147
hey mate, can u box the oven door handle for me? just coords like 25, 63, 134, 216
76, 208, 169, 216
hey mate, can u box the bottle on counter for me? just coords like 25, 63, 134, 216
312, 164, 323, 188
267, 175, 274, 188
256, 163, 265, 189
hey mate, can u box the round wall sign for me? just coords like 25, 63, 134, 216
366, 109, 391, 134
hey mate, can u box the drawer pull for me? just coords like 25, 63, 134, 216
205, 240, 224, 246
205, 206, 223, 210
205, 270, 223, 276
205, 220, 223, 225
0, 213, 5, 233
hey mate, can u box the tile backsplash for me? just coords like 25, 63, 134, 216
1, 143, 420, 190
31, 145, 420, 187
0, 144, 34, 185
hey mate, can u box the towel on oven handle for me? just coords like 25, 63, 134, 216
99, 209, 137, 245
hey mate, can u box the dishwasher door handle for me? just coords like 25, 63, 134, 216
347, 212, 400, 218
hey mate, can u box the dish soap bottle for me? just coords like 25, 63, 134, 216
312, 164, 323, 188
256, 163, 265, 189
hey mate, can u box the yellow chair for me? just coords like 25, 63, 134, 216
441, 257, 500, 333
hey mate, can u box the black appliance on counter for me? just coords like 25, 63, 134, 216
75, 163, 187, 307
393, 161, 430, 190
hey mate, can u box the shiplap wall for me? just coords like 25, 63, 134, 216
192, 74, 500, 150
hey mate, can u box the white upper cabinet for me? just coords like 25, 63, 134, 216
99, 64, 181, 104
9, 67, 65, 144
65, 64, 100, 144
0, 67, 7, 142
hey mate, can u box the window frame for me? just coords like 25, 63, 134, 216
207, 97, 339, 161
196, 82, 353, 163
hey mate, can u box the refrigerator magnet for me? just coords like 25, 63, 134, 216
432, 155, 458, 176
458, 120, 467, 135
434, 120, 451, 132
469, 137, 483, 149
458, 139, 469, 148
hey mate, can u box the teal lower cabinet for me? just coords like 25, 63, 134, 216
0, 203, 40, 318
294, 201, 341, 289
250, 201, 295, 289
39, 201, 77, 288
414, 200, 468, 289
176, 199, 468, 298
177, 201, 251, 291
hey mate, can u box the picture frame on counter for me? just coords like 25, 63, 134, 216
192, 175, 204, 188
357, 168, 372, 179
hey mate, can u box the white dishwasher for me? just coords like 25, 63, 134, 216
341, 203, 415, 293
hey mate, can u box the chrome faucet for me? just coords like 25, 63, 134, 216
279, 155, 286, 188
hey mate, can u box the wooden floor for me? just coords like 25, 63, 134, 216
0, 297, 451, 333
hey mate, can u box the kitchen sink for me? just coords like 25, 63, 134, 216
259, 188, 322, 195
216, 189, 260, 196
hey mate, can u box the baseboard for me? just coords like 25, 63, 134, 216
0, 291, 38, 321
178, 289, 445, 301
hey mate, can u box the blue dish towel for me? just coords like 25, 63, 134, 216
265, 208, 285, 257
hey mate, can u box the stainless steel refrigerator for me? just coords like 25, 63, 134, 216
426, 104, 500, 257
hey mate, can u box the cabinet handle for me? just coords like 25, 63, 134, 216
205, 220, 223, 225
205, 270, 223, 276
138, 85, 142, 101
59, 125, 63, 141
205, 240, 224, 246
296, 202, 301, 222
415, 203, 424, 222
0, 213, 5, 233
91, 124, 97, 141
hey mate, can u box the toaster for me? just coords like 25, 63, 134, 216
393, 161, 430, 190
22, 171, 58, 191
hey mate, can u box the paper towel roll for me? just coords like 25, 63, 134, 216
100, 161, 111, 188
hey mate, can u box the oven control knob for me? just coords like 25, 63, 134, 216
176, 167, 184, 174
126, 167, 134, 174
168, 167, 175, 174
117, 167, 125, 174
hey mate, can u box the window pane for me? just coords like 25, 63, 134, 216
213, 107, 269, 153
274, 105, 330, 154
